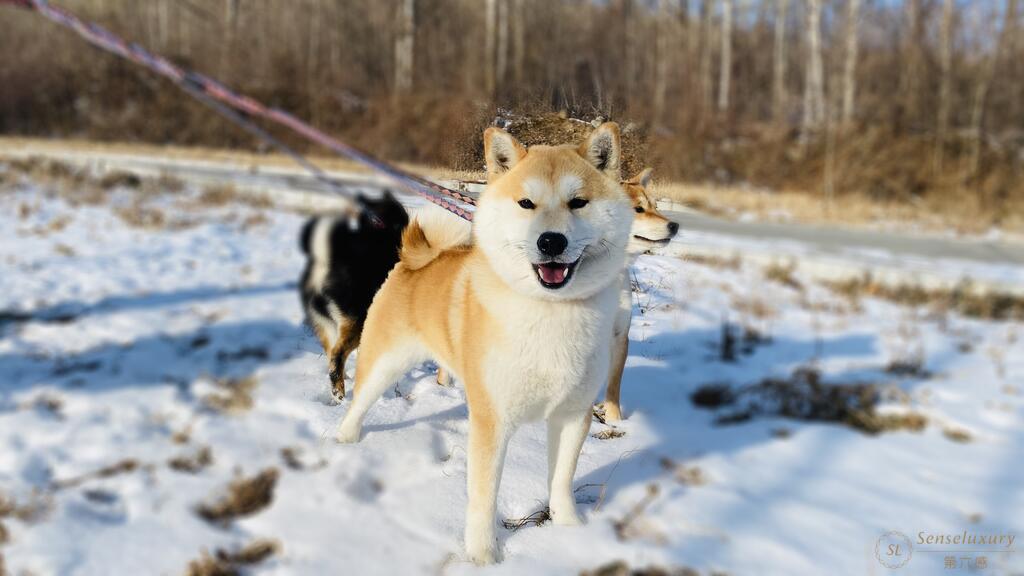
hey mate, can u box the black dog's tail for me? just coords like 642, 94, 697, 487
299, 217, 319, 255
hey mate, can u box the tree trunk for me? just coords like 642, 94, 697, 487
801, 0, 825, 138
972, 0, 1019, 176
900, 0, 924, 128
699, 0, 714, 112
394, 0, 415, 95
841, 0, 860, 124
717, 0, 732, 114
496, 0, 509, 94
934, 0, 954, 170
772, 0, 789, 124
652, 0, 672, 125
512, 0, 525, 84
485, 0, 497, 97
1005, 0, 1020, 124
157, 0, 170, 50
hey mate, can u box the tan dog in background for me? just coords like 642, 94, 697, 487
601, 168, 678, 421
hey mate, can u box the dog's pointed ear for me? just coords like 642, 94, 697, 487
484, 127, 527, 181
578, 122, 621, 180
382, 189, 397, 203
627, 167, 653, 189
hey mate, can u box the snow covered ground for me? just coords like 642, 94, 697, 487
1, 166, 1022, 575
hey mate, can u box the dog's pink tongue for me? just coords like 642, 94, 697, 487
539, 264, 568, 284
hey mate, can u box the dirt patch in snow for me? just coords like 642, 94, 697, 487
691, 366, 928, 435
185, 538, 280, 576
197, 468, 278, 525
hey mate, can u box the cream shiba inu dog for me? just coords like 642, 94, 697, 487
601, 168, 678, 422
334, 123, 633, 564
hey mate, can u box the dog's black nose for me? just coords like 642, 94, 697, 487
668, 222, 679, 236
537, 232, 568, 257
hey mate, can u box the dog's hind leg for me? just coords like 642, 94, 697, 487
602, 331, 629, 422
546, 409, 590, 526
335, 339, 423, 443
465, 403, 509, 564
328, 319, 361, 400
436, 367, 452, 386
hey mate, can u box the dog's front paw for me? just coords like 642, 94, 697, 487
330, 383, 346, 404
465, 538, 498, 565
335, 423, 361, 444
549, 504, 583, 526
329, 370, 345, 399
601, 402, 623, 422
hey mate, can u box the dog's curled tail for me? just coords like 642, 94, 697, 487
400, 208, 472, 270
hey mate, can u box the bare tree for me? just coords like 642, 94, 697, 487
900, 0, 924, 126
717, 0, 733, 114
653, 0, 673, 125
485, 0, 497, 97
512, 0, 525, 84
970, 0, 1017, 176
801, 0, 825, 136
841, 0, 860, 124
394, 0, 415, 95
934, 0, 954, 170
772, 0, 789, 124
496, 0, 509, 92
1005, 0, 1021, 122
157, 0, 170, 50
700, 0, 714, 112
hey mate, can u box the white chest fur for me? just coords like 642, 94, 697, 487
478, 282, 619, 423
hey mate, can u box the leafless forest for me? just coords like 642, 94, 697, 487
1, 0, 1022, 224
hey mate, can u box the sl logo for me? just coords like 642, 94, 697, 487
875, 531, 914, 569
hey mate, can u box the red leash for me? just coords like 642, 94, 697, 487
1, 0, 477, 221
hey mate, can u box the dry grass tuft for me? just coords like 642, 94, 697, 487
201, 376, 257, 415
185, 539, 280, 576
763, 262, 803, 291
581, 560, 704, 576
680, 252, 742, 270
51, 459, 140, 491
885, 358, 931, 378
279, 447, 326, 472
98, 170, 142, 190
147, 174, 186, 194
592, 428, 627, 441
658, 458, 707, 486
0, 491, 53, 524
197, 184, 238, 207
692, 367, 928, 435
613, 484, 663, 543
114, 202, 164, 229
501, 508, 551, 532
500, 111, 648, 177
826, 276, 1024, 321
168, 446, 214, 474
196, 468, 278, 525
943, 428, 973, 443
19, 392, 64, 418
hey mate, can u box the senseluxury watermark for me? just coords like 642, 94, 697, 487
876, 531, 914, 569
876, 529, 1017, 570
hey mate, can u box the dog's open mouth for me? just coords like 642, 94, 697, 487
534, 260, 579, 289
633, 235, 672, 245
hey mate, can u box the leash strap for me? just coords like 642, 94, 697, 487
2, 0, 476, 221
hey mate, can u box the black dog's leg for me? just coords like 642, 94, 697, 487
328, 323, 361, 402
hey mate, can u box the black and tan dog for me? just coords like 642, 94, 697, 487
299, 192, 409, 399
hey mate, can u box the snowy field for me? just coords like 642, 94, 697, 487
0, 164, 1022, 576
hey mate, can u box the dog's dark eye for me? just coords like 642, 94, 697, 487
568, 198, 589, 210
635, 206, 645, 214
517, 199, 536, 209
